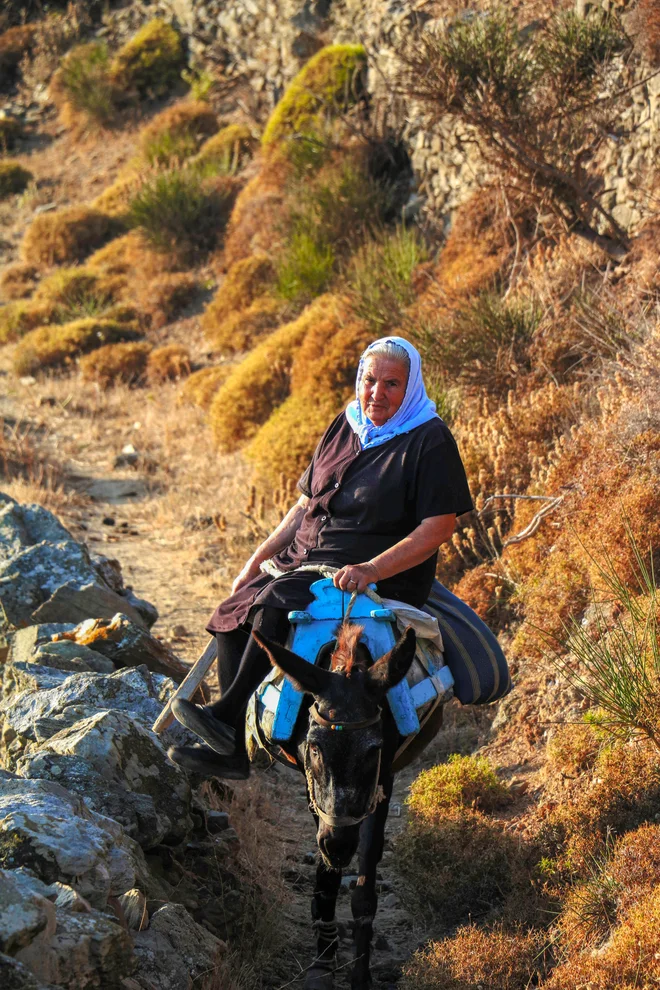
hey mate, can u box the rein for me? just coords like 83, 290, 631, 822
305, 704, 384, 828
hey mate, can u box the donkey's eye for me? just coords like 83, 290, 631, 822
310, 745, 321, 759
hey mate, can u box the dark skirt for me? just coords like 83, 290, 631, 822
206, 570, 322, 634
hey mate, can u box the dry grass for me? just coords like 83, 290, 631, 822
0, 264, 39, 302
79, 341, 152, 386
0, 415, 81, 515
0, 300, 58, 345
205, 296, 282, 355
208, 294, 338, 453
138, 100, 219, 168
401, 924, 546, 990
135, 272, 201, 330
13, 318, 137, 375
220, 158, 290, 268
0, 23, 35, 76
92, 172, 144, 219
86, 230, 177, 279
547, 723, 600, 776
395, 808, 519, 926
179, 365, 233, 410
0, 161, 33, 199
194, 124, 257, 174
202, 255, 276, 340
147, 344, 191, 382
21, 205, 123, 267
0, 115, 22, 149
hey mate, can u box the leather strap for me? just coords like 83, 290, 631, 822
309, 703, 381, 732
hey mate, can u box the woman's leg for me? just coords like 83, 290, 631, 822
215, 628, 249, 698
208, 606, 290, 723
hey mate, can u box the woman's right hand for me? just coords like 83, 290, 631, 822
231, 557, 264, 596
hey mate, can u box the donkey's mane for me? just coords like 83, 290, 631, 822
331, 623, 366, 676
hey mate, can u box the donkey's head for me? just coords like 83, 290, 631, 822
253, 624, 417, 869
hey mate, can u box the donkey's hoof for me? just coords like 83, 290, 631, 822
304, 963, 335, 990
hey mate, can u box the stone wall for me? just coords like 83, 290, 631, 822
108, 0, 659, 232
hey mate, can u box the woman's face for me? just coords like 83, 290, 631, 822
358, 355, 408, 427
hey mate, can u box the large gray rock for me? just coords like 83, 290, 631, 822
133, 904, 225, 990
0, 776, 145, 908
17, 710, 192, 848
0, 541, 99, 628
0, 665, 192, 768
0, 497, 73, 564
0, 870, 56, 955
32, 642, 115, 675
53, 614, 188, 679
2, 644, 114, 699
9, 625, 76, 666
15, 910, 135, 989
0, 953, 57, 990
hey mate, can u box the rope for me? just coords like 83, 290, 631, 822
259, 560, 382, 622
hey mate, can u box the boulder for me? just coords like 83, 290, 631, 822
0, 775, 145, 908
0, 541, 99, 628
17, 710, 192, 848
133, 904, 225, 990
9, 625, 76, 666
53, 614, 189, 680
0, 497, 73, 564
15, 909, 135, 990
31, 582, 148, 630
0, 869, 56, 954
32, 642, 116, 675
0, 665, 194, 769
0, 953, 57, 990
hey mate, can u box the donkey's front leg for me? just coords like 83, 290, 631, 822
306, 859, 341, 989
350, 776, 394, 990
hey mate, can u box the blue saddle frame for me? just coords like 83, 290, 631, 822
268, 578, 436, 742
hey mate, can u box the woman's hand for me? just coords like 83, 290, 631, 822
333, 562, 379, 594
231, 557, 263, 596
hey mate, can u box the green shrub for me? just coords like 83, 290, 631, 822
0, 161, 32, 199
194, 123, 257, 174
109, 19, 185, 99
139, 100, 219, 168
262, 44, 366, 145
347, 226, 426, 331
128, 169, 236, 259
13, 318, 138, 375
56, 41, 117, 127
408, 755, 512, 818
395, 809, 517, 926
33, 267, 121, 321
276, 228, 335, 302
21, 206, 124, 267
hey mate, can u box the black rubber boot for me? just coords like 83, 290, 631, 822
167, 744, 250, 779
171, 699, 236, 755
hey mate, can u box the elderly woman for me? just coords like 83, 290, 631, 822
170, 336, 473, 776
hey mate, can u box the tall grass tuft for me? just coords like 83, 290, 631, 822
347, 225, 426, 331
57, 41, 117, 127
129, 170, 235, 260
548, 522, 660, 749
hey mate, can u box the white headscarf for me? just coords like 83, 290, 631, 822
345, 336, 438, 450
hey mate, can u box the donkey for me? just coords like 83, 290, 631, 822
252, 622, 421, 990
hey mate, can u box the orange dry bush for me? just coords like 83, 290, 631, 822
542, 888, 660, 990
86, 230, 177, 279
509, 402, 660, 653
138, 100, 219, 167
626, 0, 660, 68
209, 295, 337, 453
246, 309, 369, 485
92, 173, 144, 219
179, 365, 232, 410
202, 254, 276, 340
609, 823, 660, 916
546, 723, 600, 776
147, 344, 191, 382
13, 318, 137, 376
0, 263, 38, 301
0, 24, 35, 76
21, 206, 123, 267
135, 273, 200, 329
80, 341, 152, 387
401, 924, 546, 990
220, 154, 291, 268
0, 300, 57, 345
539, 743, 660, 873
451, 563, 507, 626
206, 295, 282, 354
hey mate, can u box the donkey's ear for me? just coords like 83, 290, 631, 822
252, 631, 333, 696
366, 627, 417, 697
